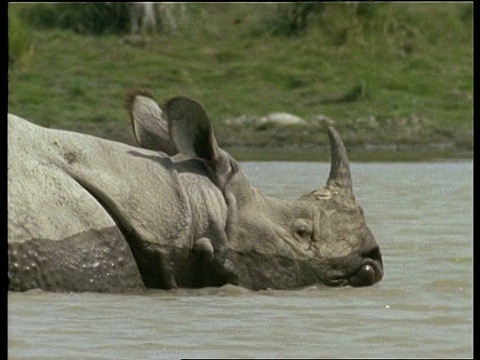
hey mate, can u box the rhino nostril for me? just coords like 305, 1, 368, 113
363, 245, 382, 264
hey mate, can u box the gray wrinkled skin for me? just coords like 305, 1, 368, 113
8, 91, 383, 293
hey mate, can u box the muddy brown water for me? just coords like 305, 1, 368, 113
8, 161, 473, 359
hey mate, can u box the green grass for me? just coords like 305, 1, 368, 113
8, 3, 473, 160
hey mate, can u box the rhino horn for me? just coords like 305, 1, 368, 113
326, 126, 352, 193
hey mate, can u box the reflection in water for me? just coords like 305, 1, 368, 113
8, 162, 473, 358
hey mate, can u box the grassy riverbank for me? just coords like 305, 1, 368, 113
8, 3, 473, 161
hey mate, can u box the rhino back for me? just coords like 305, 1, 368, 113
8, 115, 117, 243
8, 115, 193, 246
8, 115, 199, 291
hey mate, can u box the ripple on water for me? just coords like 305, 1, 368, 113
423, 278, 472, 291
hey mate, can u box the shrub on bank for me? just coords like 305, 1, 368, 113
8, 9, 32, 68
17, 3, 131, 35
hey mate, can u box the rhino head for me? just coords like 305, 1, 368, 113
128, 92, 383, 289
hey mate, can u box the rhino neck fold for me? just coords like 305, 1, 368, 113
66, 171, 168, 288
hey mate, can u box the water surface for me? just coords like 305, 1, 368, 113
8, 161, 473, 359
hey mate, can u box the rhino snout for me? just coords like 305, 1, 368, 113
324, 244, 383, 287
348, 245, 383, 287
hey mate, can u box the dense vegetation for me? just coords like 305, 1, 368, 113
8, 3, 473, 160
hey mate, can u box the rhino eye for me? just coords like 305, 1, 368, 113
292, 218, 313, 241
296, 227, 311, 238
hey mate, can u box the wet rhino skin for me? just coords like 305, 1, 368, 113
8, 92, 384, 293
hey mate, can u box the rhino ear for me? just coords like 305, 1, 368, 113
125, 90, 177, 155
163, 96, 237, 188
326, 126, 353, 194
163, 96, 217, 160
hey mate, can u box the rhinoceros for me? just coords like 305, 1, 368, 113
7, 91, 383, 293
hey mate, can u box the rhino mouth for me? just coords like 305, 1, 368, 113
324, 247, 384, 287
